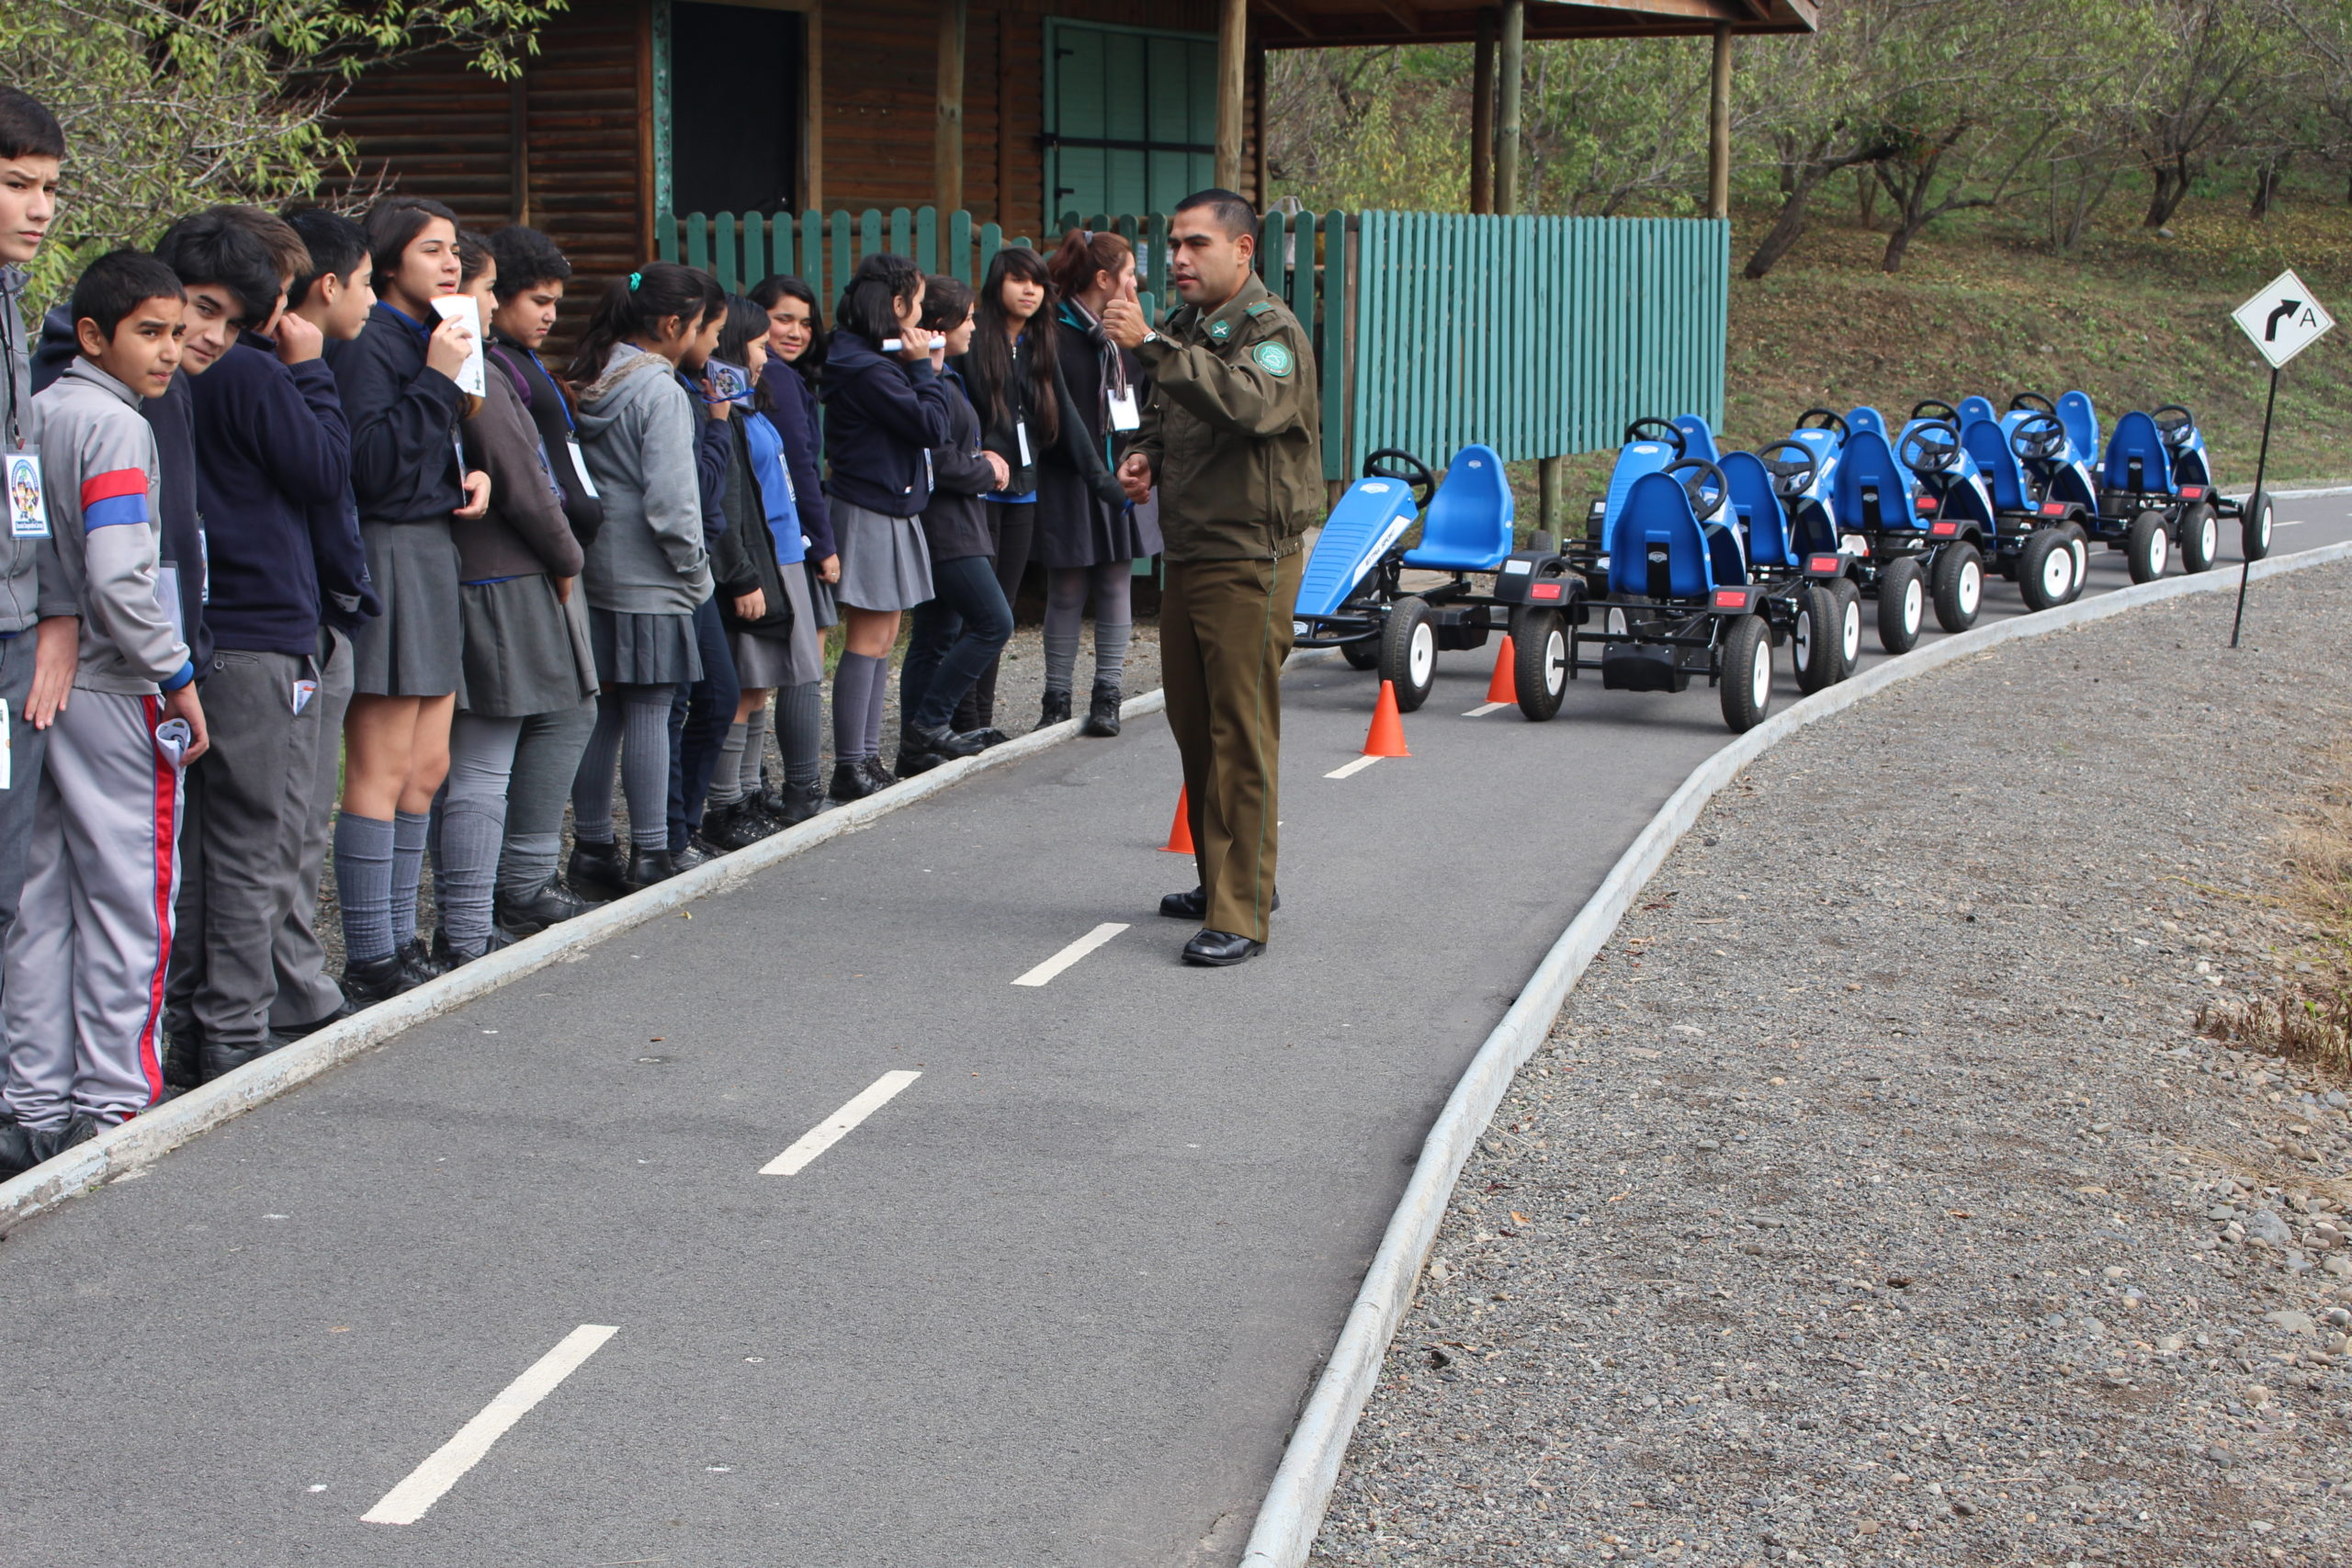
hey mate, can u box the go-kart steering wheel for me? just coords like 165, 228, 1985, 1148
1909, 398, 1961, 424
1623, 417, 1688, 457
1795, 407, 1849, 441
1898, 420, 1962, 475
2009, 412, 2067, 464
1663, 457, 1729, 522
1753, 439, 1820, 501
2152, 404, 2197, 450
2008, 391, 2057, 415
1362, 447, 1437, 506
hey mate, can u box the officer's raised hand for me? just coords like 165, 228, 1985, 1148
1101, 272, 1148, 351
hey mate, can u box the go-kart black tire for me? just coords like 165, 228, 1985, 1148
1340, 637, 1380, 671
2063, 525, 2090, 602
2017, 529, 2075, 612
1930, 542, 1984, 633
1877, 557, 1926, 654
2126, 510, 2171, 583
1379, 594, 1438, 713
1511, 608, 1566, 721
2178, 501, 2220, 573
1828, 578, 1862, 678
2244, 492, 2274, 561
1792, 584, 1842, 695
1720, 615, 1773, 734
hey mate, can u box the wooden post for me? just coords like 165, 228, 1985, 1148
508, 68, 532, 227
1251, 43, 1269, 206
1496, 0, 1523, 215
802, 3, 824, 215
935, 0, 968, 216
1708, 20, 1732, 221
1470, 9, 1495, 216
1216, 0, 1247, 191
1539, 455, 1561, 537
995, 11, 1017, 228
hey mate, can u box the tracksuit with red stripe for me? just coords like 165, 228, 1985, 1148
3, 359, 196, 1132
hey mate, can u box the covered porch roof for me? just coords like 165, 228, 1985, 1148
1249, 0, 1818, 47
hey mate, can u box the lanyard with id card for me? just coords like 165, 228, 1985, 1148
1106, 389, 1141, 433
6, 450, 49, 539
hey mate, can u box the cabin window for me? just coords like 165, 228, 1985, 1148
669, 0, 803, 216
1044, 21, 1216, 230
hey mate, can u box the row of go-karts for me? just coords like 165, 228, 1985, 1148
1292, 393, 2275, 735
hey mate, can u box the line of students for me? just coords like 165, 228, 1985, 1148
0, 87, 1160, 1176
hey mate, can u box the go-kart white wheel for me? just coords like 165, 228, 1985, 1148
2126, 511, 2170, 583
1792, 584, 1840, 695
1605, 606, 1629, 638
1720, 615, 1773, 733
1512, 608, 1567, 722
2017, 530, 2075, 612
1931, 543, 1983, 632
2244, 493, 2274, 561
2064, 525, 2090, 601
1834, 584, 1862, 676
1379, 594, 1438, 713
1877, 558, 1925, 654
2179, 502, 2220, 574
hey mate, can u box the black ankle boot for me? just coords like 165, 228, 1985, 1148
567, 838, 628, 901
627, 846, 677, 888
1039, 689, 1072, 727
772, 781, 825, 826
1082, 682, 1123, 738
830, 759, 873, 802
340, 952, 413, 1007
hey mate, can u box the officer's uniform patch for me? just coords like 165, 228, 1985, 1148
1208, 319, 1232, 341
1251, 341, 1295, 377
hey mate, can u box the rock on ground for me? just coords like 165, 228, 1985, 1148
1309, 562, 2352, 1568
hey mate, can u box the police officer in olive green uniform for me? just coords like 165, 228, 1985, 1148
1103, 189, 1321, 967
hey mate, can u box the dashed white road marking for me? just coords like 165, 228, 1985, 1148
761, 1070, 923, 1175
362, 1324, 617, 1525
1012, 922, 1129, 987
1324, 754, 1384, 780
1462, 701, 1510, 717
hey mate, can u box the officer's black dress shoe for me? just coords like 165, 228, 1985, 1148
494, 876, 600, 937
1159, 886, 1281, 921
1182, 929, 1266, 966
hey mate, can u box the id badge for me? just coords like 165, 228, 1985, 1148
1015, 420, 1033, 468
567, 439, 600, 500
292, 678, 319, 716
6, 450, 49, 538
1106, 389, 1141, 433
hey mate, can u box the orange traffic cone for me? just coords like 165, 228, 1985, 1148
1161, 786, 1195, 853
1363, 681, 1412, 758
1485, 633, 1520, 705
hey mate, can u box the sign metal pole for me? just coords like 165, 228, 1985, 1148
2229, 365, 2279, 649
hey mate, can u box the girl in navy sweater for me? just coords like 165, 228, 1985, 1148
820, 254, 949, 802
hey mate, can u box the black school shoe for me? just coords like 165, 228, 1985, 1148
275, 998, 359, 1038
894, 746, 944, 779
341, 951, 415, 1008
568, 838, 630, 902
399, 938, 448, 985
1182, 929, 1266, 967
699, 799, 766, 852
197, 1035, 291, 1085
629, 846, 681, 886
0, 1116, 38, 1178
164, 1022, 203, 1091
1159, 886, 1281, 921
1081, 683, 1123, 738
855, 757, 899, 795
828, 759, 876, 803
494, 877, 600, 938
763, 781, 826, 826
1038, 689, 1072, 728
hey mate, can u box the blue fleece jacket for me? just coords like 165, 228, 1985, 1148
189, 336, 351, 655
821, 330, 951, 518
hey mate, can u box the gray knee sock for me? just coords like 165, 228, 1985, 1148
864, 657, 889, 760
707, 722, 748, 807
740, 704, 772, 798
1043, 568, 1086, 695
622, 691, 673, 850
333, 812, 397, 966
391, 809, 432, 951
778, 681, 823, 787
1091, 564, 1133, 688
571, 695, 624, 843
435, 794, 505, 954
833, 653, 880, 761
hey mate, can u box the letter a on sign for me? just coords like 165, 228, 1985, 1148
2232, 268, 2335, 369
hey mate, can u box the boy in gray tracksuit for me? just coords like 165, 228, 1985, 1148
0, 250, 207, 1173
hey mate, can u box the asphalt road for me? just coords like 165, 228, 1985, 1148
0, 495, 2345, 1568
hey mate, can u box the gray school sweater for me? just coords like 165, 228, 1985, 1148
0, 265, 74, 636
28, 360, 193, 694
573, 344, 711, 616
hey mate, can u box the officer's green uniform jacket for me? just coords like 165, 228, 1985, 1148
1132, 270, 1323, 563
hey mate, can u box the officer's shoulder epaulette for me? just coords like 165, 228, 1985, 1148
1245, 299, 1277, 318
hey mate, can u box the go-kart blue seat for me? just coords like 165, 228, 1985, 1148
1600, 438, 1681, 529
1831, 429, 1917, 531
1608, 471, 1724, 601
1672, 415, 1719, 464
1401, 445, 1514, 572
2058, 391, 2098, 464
1721, 451, 1797, 570
1294, 474, 1420, 619
1846, 406, 1890, 439
1962, 416, 2030, 511
1957, 396, 1996, 426
2103, 411, 2174, 494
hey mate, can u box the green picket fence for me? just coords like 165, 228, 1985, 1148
660, 207, 1726, 483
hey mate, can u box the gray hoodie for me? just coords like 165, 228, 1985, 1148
573, 344, 711, 616
0, 265, 73, 636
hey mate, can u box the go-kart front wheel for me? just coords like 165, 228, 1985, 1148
1930, 543, 1984, 633
2064, 525, 2090, 602
2244, 493, 2274, 561
1877, 558, 1926, 654
1340, 636, 1381, 671
2179, 501, 2220, 573
1720, 615, 1773, 733
1379, 594, 1438, 713
1792, 584, 1842, 695
2126, 511, 2171, 582
1510, 608, 1566, 721
2017, 530, 2075, 612
1828, 579, 1863, 678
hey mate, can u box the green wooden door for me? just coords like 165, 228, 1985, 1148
1045, 21, 1217, 232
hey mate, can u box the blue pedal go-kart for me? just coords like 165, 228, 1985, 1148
1722, 439, 1861, 694
2068, 397, 2267, 580
1946, 396, 2098, 612
1795, 404, 1972, 654
1575, 415, 1721, 552
1292, 445, 1583, 719
1567, 457, 1846, 733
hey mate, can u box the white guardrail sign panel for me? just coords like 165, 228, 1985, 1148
2231, 269, 2335, 369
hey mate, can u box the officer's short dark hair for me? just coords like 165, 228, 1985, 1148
73, 250, 186, 343
0, 90, 64, 162
153, 210, 282, 328
284, 209, 368, 308
490, 225, 572, 301
1173, 189, 1258, 243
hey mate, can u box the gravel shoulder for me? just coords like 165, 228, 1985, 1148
1308, 561, 2352, 1568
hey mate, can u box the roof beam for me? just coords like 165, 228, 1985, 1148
1257, 0, 1318, 35
1371, 0, 1423, 29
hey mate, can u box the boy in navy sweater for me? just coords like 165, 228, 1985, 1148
153, 209, 352, 1086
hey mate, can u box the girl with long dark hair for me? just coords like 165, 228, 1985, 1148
1038, 229, 1159, 737
820, 253, 950, 801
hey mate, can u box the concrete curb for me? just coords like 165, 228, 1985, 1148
1235, 538, 2352, 1568
0, 679, 1203, 1235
